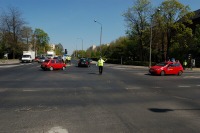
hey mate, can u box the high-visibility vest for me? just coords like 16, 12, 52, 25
183, 61, 187, 66
98, 59, 105, 66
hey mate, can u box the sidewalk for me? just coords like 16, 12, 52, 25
0, 59, 20, 65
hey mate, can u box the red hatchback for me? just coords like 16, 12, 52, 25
149, 61, 184, 76
41, 59, 66, 71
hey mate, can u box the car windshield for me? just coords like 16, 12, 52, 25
80, 59, 86, 62
86, 58, 92, 61
156, 62, 168, 66
53, 57, 58, 59
44, 60, 50, 63
22, 55, 30, 57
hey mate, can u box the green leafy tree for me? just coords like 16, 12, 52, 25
158, 0, 193, 59
55, 43, 64, 55
123, 0, 152, 61
191, 25, 200, 58
34, 28, 50, 55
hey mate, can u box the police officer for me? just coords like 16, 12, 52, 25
183, 60, 187, 70
97, 57, 105, 74
68, 56, 71, 64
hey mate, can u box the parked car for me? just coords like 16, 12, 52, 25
78, 58, 90, 67
149, 61, 184, 76
41, 59, 66, 71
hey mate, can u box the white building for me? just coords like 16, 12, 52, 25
49, 44, 55, 50
87, 45, 96, 51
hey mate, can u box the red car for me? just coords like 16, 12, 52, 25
149, 61, 184, 76
41, 59, 66, 71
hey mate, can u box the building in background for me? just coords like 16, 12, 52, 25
87, 45, 96, 51
49, 44, 55, 50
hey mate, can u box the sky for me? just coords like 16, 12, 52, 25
0, 0, 199, 55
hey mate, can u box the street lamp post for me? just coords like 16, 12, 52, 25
76, 44, 77, 57
149, 17, 153, 68
149, 9, 160, 68
33, 33, 37, 57
94, 19, 102, 56
77, 38, 83, 57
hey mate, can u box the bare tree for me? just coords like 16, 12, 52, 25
0, 7, 26, 58
20, 26, 33, 50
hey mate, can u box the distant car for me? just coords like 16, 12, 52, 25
38, 56, 47, 63
149, 61, 184, 76
53, 56, 63, 62
78, 58, 90, 67
34, 56, 40, 62
41, 59, 66, 71
86, 58, 92, 63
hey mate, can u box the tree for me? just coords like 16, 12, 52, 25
0, 7, 26, 58
55, 43, 64, 55
34, 28, 50, 54
123, 0, 152, 61
191, 25, 200, 59
20, 26, 33, 50
158, 0, 193, 59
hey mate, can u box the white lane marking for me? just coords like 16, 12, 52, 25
48, 126, 68, 133
126, 87, 141, 90
178, 85, 191, 88
112, 67, 126, 70
0, 89, 7, 92
153, 87, 162, 88
197, 85, 200, 87
184, 76, 200, 79
173, 96, 192, 100
23, 90, 39, 92
0, 63, 33, 68
0, 65, 21, 68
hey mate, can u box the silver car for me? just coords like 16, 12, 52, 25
38, 56, 47, 63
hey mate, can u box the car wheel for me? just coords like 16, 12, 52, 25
49, 67, 53, 71
160, 71, 165, 76
62, 67, 65, 70
177, 71, 183, 76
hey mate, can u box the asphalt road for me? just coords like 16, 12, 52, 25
0, 60, 200, 133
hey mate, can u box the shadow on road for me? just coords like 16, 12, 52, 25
149, 108, 200, 113
149, 108, 174, 113
88, 72, 100, 75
